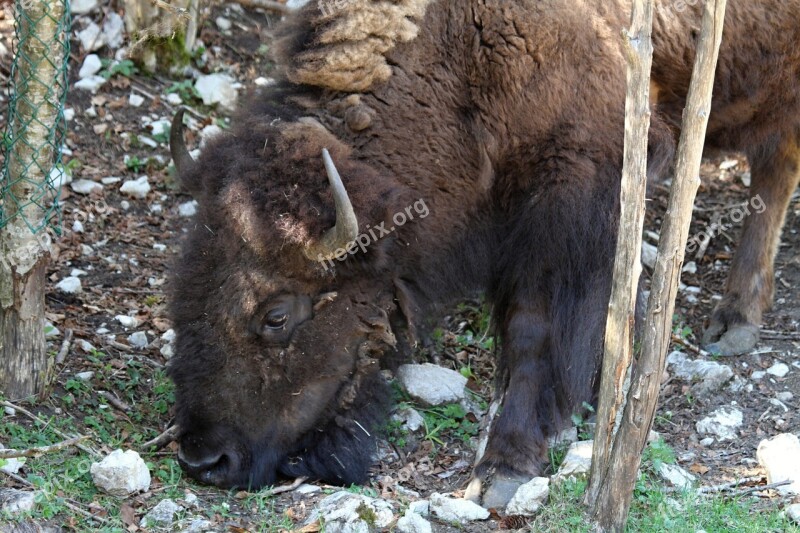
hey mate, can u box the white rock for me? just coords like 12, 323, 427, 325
642, 241, 658, 269
56, 277, 82, 294
656, 463, 696, 490
0, 445, 26, 475
286, 0, 312, 7
120, 176, 151, 199
696, 406, 743, 441
215, 16, 232, 31
102, 12, 125, 49
408, 500, 429, 516
429, 493, 488, 523
74, 74, 106, 93
295, 484, 321, 494
177, 516, 214, 533
756, 433, 800, 495
49, 165, 72, 188
101, 176, 122, 185
776, 391, 794, 402
129, 93, 145, 107
77, 22, 105, 52
71, 179, 103, 195
115, 315, 138, 328
71, 0, 99, 14
70, 269, 88, 277
304, 491, 394, 532
153, 243, 167, 252
79, 54, 102, 79
90, 449, 151, 497
44, 321, 61, 338
700, 437, 715, 447
682, 261, 697, 274
75, 371, 94, 381
76, 339, 96, 353
199, 124, 223, 148
178, 200, 198, 217
195, 73, 240, 110
766, 363, 790, 378
0, 489, 37, 514
162, 329, 176, 343
548, 426, 579, 447
128, 331, 149, 349
160, 344, 174, 359
666, 351, 734, 396
254, 76, 276, 87
555, 440, 593, 481
751, 370, 766, 380
392, 407, 425, 432
397, 509, 432, 533
166, 93, 183, 105
141, 499, 183, 528
787, 503, 800, 525
397, 364, 467, 405
149, 119, 171, 137
72, 220, 85, 233
506, 477, 550, 516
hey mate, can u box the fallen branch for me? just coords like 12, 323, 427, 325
1, 470, 108, 523
0, 401, 100, 457
725, 480, 790, 498
270, 476, 309, 495
55, 329, 74, 365
141, 424, 180, 451
97, 391, 131, 413
671, 333, 711, 357
0, 436, 86, 459
234, 0, 292, 14
761, 330, 800, 342
696, 476, 762, 494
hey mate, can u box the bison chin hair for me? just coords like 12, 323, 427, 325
277, 369, 392, 485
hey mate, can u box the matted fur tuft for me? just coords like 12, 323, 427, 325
275, 0, 434, 92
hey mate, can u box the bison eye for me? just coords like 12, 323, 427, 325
250, 294, 313, 346
265, 309, 289, 329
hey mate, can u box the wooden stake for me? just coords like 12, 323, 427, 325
590, 1, 728, 530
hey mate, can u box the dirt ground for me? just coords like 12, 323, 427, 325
0, 2, 798, 531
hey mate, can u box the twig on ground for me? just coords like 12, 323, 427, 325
697, 476, 762, 494
671, 333, 711, 357
726, 480, 791, 498
97, 391, 131, 413
0, 401, 100, 457
0, 436, 86, 459
761, 330, 800, 341
270, 476, 309, 495
55, 329, 74, 365
1, 470, 109, 523
234, 0, 292, 14
141, 424, 180, 451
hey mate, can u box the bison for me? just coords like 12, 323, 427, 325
167, 0, 800, 507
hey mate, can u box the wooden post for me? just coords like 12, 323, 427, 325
0, 0, 66, 399
589, 1, 728, 531
585, 0, 655, 509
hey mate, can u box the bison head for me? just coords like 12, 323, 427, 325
167, 107, 411, 489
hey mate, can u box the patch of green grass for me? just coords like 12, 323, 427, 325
531, 441, 797, 532
166, 79, 201, 104
99, 58, 139, 79
418, 403, 478, 446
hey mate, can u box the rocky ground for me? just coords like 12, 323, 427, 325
0, 1, 799, 532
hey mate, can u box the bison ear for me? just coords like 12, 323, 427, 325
170, 108, 203, 197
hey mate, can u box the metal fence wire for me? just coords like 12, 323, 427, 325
0, 0, 70, 235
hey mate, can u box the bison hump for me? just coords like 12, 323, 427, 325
275, 0, 433, 92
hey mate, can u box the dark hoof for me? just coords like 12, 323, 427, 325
702, 321, 759, 356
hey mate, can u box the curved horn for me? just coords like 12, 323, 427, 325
170, 108, 196, 176
304, 149, 360, 261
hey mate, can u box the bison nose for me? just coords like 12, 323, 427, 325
177, 444, 242, 487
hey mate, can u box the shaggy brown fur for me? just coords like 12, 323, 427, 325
168, 0, 799, 504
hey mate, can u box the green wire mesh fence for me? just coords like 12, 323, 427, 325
1, 0, 70, 236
